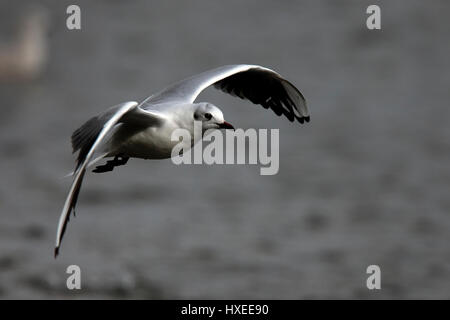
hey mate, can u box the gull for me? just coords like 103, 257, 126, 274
54, 64, 309, 257
0, 6, 49, 82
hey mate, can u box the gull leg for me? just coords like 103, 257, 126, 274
92, 155, 129, 173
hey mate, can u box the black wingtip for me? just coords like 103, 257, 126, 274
295, 115, 310, 124
54, 247, 59, 259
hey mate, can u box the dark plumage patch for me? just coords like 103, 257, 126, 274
213, 69, 309, 124
71, 116, 104, 170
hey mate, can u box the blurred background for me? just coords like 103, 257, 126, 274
0, 0, 449, 299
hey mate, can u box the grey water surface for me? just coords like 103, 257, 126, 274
0, 0, 449, 299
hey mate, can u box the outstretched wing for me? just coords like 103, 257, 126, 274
55, 101, 164, 257
143, 64, 309, 123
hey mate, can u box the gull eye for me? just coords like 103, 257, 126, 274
204, 112, 212, 120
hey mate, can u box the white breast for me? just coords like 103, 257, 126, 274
117, 121, 194, 159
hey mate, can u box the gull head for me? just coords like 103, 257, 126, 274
194, 102, 234, 131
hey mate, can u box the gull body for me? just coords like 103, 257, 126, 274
55, 64, 309, 257
106, 102, 226, 159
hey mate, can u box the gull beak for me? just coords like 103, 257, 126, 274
218, 121, 235, 130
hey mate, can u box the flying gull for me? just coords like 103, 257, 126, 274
55, 64, 309, 257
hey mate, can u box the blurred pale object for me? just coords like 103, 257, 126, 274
0, 7, 49, 82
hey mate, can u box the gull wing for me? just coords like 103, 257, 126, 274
55, 101, 164, 257
143, 64, 309, 123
